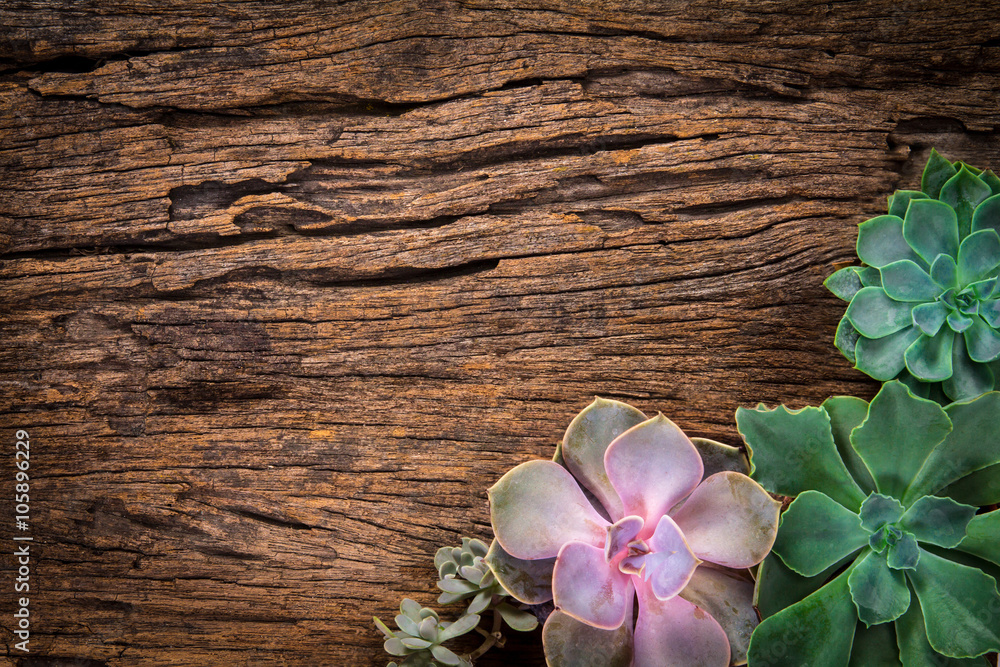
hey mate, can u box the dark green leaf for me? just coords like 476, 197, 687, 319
822, 396, 877, 493
888, 190, 930, 218
981, 170, 1000, 196
848, 550, 911, 626
857, 214, 924, 268
957, 230, 1000, 286
747, 565, 860, 667
941, 166, 994, 238
825, 267, 864, 301
904, 199, 960, 266
964, 316, 1000, 362
859, 493, 905, 532
943, 337, 996, 403
908, 548, 1000, 658
736, 404, 867, 511
956, 510, 1000, 568
887, 533, 920, 570
855, 326, 921, 381
773, 490, 869, 577
941, 462, 1000, 507
896, 601, 991, 667
921, 148, 959, 199
850, 381, 952, 500
846, 287, 915, 338
982, 299, 1000, 327
972, 193, 1000, 237
836, 317, 860, 363
948, 311, 974, 332
900, 496, 976, 548
858, 265, 883, 286
881, 260, 944, 302
849, 621, 902, 667
931, 253, 960, 290
904, 328, 955, 381
912, 301, 950, 337
690, 436, 750, 478
754, 552, 846, 620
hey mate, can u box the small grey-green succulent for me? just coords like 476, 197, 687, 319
826, 149, 1000, 402
375, 598, 477, 667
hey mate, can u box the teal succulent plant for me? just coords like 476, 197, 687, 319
826, 149, 1000, 402
376, 599, 478, 667
736, 381, 1000, 666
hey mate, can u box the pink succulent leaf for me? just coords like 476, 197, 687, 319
561, 397, 648, 521
553, 541, 634, 630
640, 514, 701, 601
489, 460, 609, 560
633, 577, 731, 667
671, 471, 781, 568
679, 566, 758, 666
604, 414, 704, 531
605, 515, 645, 562
542, 609, 634, 667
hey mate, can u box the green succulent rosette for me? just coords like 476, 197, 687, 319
736, 381, 1000, 666
826, 149, 1000, 402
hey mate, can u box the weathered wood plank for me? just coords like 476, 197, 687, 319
2, 1, 999, 665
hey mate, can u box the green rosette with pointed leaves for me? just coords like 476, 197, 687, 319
737, 381, 1000, 666
826, 149, 1000, 402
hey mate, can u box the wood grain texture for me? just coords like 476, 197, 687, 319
1, 1, 999, 665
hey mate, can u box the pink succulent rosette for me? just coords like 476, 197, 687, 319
487, 398, 780, 667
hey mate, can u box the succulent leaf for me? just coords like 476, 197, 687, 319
747, 565, 859, 667
898, 495, 976, 549
552, 541, 632, 629
633, 582, 731, 667
907, 549, 1000, 658
834, 317, 860, 363
904, 328, 955, 381
844, 286, 914, 338
880, 259, 942, 301
886, 533, 920, 570
888, 189, 929, 218
603, 414, 703, 528
971, 192, 1000, 236
821, 396, 877, 493
772, 490, 868, 577
944, 338, 996, 402
541, 610, 633, 667
488, 459, 608, 560
679, 567, 757, 664
847, 550, 910, 626
824, 266, 864, 301
561, 397, 647, 521
848, 622, 902, 667
670, 471, 780, 569
858, 493, 904, 532
930, 252, 960, 289
912, 301, 950, 336
964, 315, 1000, 362
854, 326, 920, 380
904, 199, 960, 265
856, 214, 922, 268
689, 436, 750, 478
921, 149, 959, 199
495, 602, 539, 632
957, 229, 1000, 285
941, 165, 994, 238
849, 381, 953, 500
895, 602, 989, 667
736, 403, 866, 511
956, 510, 1000, 568
483, 539, 554, 604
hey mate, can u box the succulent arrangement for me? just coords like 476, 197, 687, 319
488, 398, 779, 666
374, 149, 1000, 667
826, 149, 1000, 402
737, 380, 1000, 665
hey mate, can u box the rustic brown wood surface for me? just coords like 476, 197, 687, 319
2, 1, 999, 665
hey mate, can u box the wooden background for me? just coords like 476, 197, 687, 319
2, 1, 999, 665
